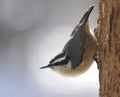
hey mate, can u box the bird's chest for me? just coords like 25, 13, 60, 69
50, 61, 73, 76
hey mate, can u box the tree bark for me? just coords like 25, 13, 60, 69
95, 0, 120, 97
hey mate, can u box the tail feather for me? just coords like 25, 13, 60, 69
70, 6, 94, 36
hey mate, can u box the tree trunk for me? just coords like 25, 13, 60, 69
95, 0, 120, 97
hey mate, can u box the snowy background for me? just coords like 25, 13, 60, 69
0, 0, 99, 97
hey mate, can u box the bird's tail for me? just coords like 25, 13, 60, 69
70, 6, 94, 36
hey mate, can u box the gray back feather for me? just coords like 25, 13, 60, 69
63, 24, 86, 69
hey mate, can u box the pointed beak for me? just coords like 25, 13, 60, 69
40, 64, 52, 69
80, 6, 94, 24
40, 65, 50, 69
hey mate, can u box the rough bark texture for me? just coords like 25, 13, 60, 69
95, 0, 120, 97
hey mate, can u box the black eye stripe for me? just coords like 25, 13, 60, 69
50, 52, 65, 63
51, 54, 69, 66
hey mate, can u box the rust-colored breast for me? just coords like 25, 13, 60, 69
70, 33, 97, 76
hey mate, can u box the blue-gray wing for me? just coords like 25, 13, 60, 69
63, 26, 86, 69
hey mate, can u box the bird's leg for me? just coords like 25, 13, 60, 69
94, 51, 100, 70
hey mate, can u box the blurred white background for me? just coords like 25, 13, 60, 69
0, 0, 99, 97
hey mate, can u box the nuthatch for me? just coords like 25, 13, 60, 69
40, 6, 97, 77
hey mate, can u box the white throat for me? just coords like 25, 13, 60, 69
50, 61, 72, 76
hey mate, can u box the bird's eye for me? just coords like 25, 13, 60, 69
49, 52, 65, 63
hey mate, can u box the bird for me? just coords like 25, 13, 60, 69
40, 6, 97, 77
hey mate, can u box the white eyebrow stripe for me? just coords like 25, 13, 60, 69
52, 54, 67, 64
